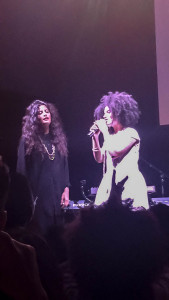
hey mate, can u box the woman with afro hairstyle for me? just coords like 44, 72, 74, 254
17, 100, 70, 235
90, 91, 149, 209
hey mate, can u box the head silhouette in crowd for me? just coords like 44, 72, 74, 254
5, 172, 34, 229
65, 202, 167, 300
0, 156, 10, 230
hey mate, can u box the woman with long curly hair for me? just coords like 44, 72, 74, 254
90, 91, 149, 209
17, 100, 70, 235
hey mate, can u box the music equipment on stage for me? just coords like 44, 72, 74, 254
63, 200, 91, 223
64, 200, 91, 210
151, 197, 169, 206
80, 180, 95, 203
64, 180, 168, 214
88, 185, 156, 195
147, 186, 156, 194
80, 180, 157, 208
89, 185, 156, 195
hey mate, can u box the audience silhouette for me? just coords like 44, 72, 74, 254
1, 155, 169, 300
0, 156, 48, 299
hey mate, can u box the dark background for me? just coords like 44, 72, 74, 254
1, 0, 169, 200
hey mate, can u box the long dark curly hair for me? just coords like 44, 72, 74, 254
22, 100, 68, 157
94, 91, 141, 127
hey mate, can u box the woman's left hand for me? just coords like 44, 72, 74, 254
61, 187, 69, 207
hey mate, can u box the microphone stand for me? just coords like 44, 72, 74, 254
140, 157, 169, 197
80, 180, 93, 203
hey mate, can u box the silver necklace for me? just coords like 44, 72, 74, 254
39, 137, 55, 160
42, 143, 55, 160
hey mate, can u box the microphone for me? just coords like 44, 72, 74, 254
87, 128, 99, 137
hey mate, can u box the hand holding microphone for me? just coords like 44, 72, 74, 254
88, 119, 109, 137
88, 122, 100, 137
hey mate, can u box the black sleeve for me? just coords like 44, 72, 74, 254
64, 156, 71, 188
16, 137, 27, 176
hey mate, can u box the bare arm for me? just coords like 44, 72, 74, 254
90, 119, 110, 163
105, 130, 139, 158
92, 134, 103, 163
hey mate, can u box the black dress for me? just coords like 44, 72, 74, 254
16, 133, 70, 235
